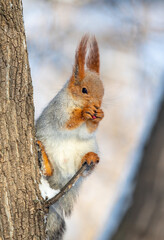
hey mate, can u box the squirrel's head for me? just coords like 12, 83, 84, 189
68, 35, 104, 108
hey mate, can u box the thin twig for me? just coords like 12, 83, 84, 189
45, 163, 88, 208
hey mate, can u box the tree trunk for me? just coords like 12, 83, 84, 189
111, 98, 164, 240
0, 1, 45, 239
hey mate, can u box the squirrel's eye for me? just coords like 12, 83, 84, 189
82, 88, 88, 94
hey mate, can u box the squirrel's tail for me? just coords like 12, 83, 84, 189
46, 206, 66, 240
46, 183, 81, 239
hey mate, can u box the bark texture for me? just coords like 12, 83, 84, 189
111, 98, 164, 240
0, 1, 45, 239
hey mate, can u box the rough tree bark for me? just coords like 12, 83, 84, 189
0, 1, 45, 239
111, 97, 164, 240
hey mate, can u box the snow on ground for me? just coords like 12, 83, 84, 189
39, 176, 59, 200
23, 0, 164, 239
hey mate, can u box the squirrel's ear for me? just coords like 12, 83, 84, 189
86, 36, 100, 74
72, 34, 89, 81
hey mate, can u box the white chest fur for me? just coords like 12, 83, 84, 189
44, 123, 97, 178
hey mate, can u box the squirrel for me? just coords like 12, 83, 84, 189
36, 35, 104, 240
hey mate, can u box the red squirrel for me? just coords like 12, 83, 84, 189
36, 35, 104, 240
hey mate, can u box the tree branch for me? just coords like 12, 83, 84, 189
45, 163, 88, 208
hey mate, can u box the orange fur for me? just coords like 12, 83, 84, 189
37, 140, 53, 176
86, 36, 99, 74
86, 121, 99, 133
67, 36, 104, 133
65, 108, 84, 129
68, 35, 88, 95
65, 103, 104, 132
83, 105, 104, 133
81, 152, 99, 166
68, 71, 104, 103
74, 34, 89, 81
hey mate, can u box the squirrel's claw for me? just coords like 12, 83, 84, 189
93, 108, 104, 121
82, 106, 104, 123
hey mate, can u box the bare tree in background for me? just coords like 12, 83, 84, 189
0, 0, 45, 238
111, 97, 164, 240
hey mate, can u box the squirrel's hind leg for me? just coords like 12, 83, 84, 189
36, 140, 54, 176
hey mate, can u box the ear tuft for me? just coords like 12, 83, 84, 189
73, 34, 89, 81
86, 36, 100, 74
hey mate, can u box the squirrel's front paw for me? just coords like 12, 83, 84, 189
92, 108, 104, 122
82, 105, 104, 122
81, 152, 99, 166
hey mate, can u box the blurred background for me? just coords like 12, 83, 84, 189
23, 0, 164, 239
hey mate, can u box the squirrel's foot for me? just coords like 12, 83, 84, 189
81, 152, 99, 166
36, 140, 54, 176
82, 105, 104, 122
